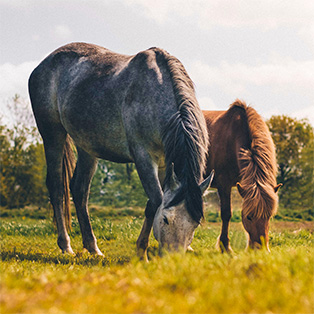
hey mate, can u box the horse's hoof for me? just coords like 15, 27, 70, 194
187, 246, 194, 252
138, 254, 149, 263
137, 249, 149, 263
84, 246, 104, 256
219, 245, 234, 254
94, 249, 104, 257
216, 237, 233, 254
63, 247, 76, 256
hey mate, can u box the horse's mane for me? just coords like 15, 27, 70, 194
232, 100, 278, 219
152, 48, 209, 223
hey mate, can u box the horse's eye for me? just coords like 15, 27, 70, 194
163, 216, 169, 225
247, 215, 253, 221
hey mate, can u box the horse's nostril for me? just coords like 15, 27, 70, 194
163, 216, 169, 225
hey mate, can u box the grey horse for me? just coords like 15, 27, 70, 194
28, 42, 213, 260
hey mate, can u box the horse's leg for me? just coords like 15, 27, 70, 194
217, 187, 233, 253
44, 134, 74, 255
133, 151, 163, 262
136, 165, 165, 261
70, 148, 103, 256
137, 200, 156, 262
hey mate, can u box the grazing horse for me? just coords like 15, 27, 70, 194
28, 42, 213, 260
203, 100, 282, 252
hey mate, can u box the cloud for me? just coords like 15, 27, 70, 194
189, 58, 314, 98
0, 61, 39, 101
124, 0, 314, 30
189, 57, 314, 125
4, 0, 313, 30
0, 61, 39, 125
298, 24, 314, 53
0, 0, 38, 7
52, 24, 73, 41
291, 105, 314, 125
262, 104, 314, 126
31, 34, 40, 42
197, 96, 218, 111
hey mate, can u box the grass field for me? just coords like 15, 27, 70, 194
1, 206, 313, 314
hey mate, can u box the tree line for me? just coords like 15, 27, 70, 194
1, 96, 313, 214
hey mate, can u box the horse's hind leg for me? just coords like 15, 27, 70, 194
70, 148, 103, 256
44, 132, 75, 255
217, 187, 233, 253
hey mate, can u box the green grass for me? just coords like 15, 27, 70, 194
1, 206, 313, 313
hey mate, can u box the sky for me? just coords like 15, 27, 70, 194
1, 0, 314, 126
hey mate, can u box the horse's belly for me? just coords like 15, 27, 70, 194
59, 98, 132, 162
74, 132, 133, 162
65, 119, 133, 163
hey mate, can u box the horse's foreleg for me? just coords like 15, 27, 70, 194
45, 137, 75, 255
137, 216, 154, 262
217, 187, 233, 253
70, 148, 103, 256
137, 200, 159, 262
132, 150, 163, 262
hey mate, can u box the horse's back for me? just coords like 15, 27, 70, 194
202, 110, 225, 130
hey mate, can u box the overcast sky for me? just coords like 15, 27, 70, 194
1, 0, 314, 125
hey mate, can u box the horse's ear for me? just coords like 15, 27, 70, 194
169, 163, 179, 190
236, 182, 245, 197
199, 170, 214, 195
274, 183, 283, 193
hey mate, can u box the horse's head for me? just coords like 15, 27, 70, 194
237, 182, 282, 251
241, 213, 270, 250
153, 170, 214, 253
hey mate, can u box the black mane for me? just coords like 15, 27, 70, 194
153, 48, 209, 223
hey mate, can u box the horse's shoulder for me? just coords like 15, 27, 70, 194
130, 47, 160, 65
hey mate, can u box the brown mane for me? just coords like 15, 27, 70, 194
233, 100, 278, 219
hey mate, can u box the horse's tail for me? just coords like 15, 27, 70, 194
62, 135, 76, 231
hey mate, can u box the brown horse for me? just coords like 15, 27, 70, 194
203, 100, 282, 252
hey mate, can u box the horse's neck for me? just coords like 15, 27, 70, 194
203, 109, 250, 183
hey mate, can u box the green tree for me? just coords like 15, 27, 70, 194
0, 125, 11, 205
0, 96, 48, 208
267, 116, 313, 211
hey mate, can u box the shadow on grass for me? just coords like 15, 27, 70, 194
1, 248, 131, 267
